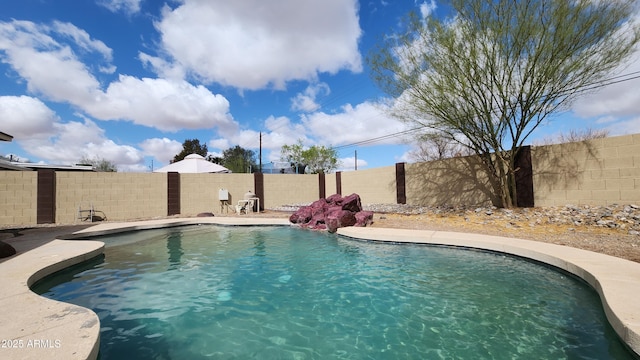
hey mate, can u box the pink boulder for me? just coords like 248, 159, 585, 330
326, 209, 357, 233
289, 206, 312, 224
289, 193, 373, 232
355, 211, 374, 227
341, 193, 362, 213
326, 193, 343, 204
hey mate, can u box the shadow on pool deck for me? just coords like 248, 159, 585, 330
0, 225, 94, 260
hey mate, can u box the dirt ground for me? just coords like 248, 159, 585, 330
238, 209, 640, 263
368, 211, 640, 263
2, 209, 639, 264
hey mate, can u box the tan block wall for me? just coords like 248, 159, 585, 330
3, 133, 640, 227
405, 157, 495, 207
180, 173, 253, 215
532, 134, 640, 207
0, 171, 37, 226
56, 172, 167, 223
263, 174, 320, 207
340, 166, 396, 204
325, 173, 338, 197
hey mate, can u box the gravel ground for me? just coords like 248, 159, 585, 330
3, 203, 639, 264
273, 203, 640, 263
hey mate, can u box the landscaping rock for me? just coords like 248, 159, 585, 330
326, 209, 356, 233
355, 211, 374, 227
289, 193, 372, 232
280, 202, 640, 236
341, 193, 362, 213
289, 206, 312, 224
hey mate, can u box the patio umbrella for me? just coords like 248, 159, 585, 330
154, 154, 231, 173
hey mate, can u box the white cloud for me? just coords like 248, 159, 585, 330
207, 150, 223, 159
0, 21, 104, 104
571, 8, 640, 124
397, 149, 416, 164
603, 116, 640, 135
0, 96, 57, 139
569, 45, 640, 137
97, 0, 143, 15
0, 19, 237, 133
338, 156, 368, 171
209, 138, 231, 151
291, 83, 330, 112
572, 49, 640, 120
0, 95, 147, 168
139, 52, 185, 81
90, 76, 236, 132
208, 129, 261, 152
263, 116, 310, 148
139, 137, 183, 163
154, 0, 362, 89
419, 0, 437, 18
209, 115, 309, 153
207, 102, 409, 170
16, 117, 144, 167
301, 101, 408, 146
51, 21, 113, 62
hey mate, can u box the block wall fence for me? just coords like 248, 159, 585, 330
1, 133, 639, 226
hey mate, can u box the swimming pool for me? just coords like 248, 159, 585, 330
33, 225, 633, 359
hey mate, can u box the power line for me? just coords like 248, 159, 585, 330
329, 70, 640, 151
333, 126, 425, 150
248, 69, 640, 153
574, 72, 640, 93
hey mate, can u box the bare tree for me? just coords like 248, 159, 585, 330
370, 0, 639, 207
79, 157, 117, 172
536, 128, 610, 146
408, 131, 471, 162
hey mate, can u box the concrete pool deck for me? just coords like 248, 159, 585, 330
0, 217, 639, 359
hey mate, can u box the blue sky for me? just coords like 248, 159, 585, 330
1, 0, 639, 172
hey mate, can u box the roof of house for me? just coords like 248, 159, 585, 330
0, 131, 13, 142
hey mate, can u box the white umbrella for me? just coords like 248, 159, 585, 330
154, 154, 231, 173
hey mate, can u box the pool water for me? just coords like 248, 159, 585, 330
33, 226, 632, 359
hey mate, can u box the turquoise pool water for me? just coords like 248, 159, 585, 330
33, 226, 632, 359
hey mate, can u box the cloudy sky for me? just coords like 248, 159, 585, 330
1, 0, 639, 172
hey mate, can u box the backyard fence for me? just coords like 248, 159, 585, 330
1, 133, 639, 226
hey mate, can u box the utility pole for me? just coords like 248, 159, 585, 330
259, 132, 262, 173
355, 150, 357, 170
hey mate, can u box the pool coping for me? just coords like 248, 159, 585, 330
0, 217, 290, 360
0, 217, 638, 359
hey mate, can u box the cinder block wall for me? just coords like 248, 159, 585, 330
325, 173, 337, 197
263, 174, 319, 207
532, 134, 640, 206
181, 173, 253, 215
56, 172, 167, 223
2, 133, 640, 227
405, 156, 495, 207
0, 171, 37, 225
340, 166, 397, 204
